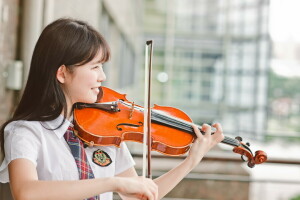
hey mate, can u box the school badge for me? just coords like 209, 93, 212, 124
92, 149, 112, 167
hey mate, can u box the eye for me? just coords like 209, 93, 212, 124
93, 65, 102, 70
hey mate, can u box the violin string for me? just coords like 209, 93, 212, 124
151, 111, 239, 146
152, 111, 239, 145
151, 113, 239, 147
122, 101, 239, 146
154, 113, 239, 146
120, 101, 239, 146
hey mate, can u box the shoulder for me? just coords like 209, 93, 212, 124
5, 120, 42, 130
4, 120, 43, 139
3, 120, 45, 152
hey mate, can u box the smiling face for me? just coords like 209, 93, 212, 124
57, 50, 106, 109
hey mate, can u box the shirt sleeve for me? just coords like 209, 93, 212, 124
114, 142, 136, 175
3, 121, 41, 166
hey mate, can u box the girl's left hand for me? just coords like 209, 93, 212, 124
187, 123, 224, 168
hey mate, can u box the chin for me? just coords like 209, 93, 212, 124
79, 97, 97, 104
88, 97, 98, 103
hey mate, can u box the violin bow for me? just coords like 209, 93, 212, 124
142, 40, 153, 178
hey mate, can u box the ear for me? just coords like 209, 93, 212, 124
56, 65, 67, 83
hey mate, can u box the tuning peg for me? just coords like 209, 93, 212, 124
246, 142, 250, 146
241, 155, 247, 162
235, 136, 243, 141
247, 162, 255, 168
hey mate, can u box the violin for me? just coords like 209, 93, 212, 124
73, 86, 267, 168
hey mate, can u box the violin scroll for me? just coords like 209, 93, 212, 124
254, 150, 268, 164
232, 138, 267, 168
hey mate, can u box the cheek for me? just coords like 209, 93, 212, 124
85, 71, 98, 81
76, 72, 96, 86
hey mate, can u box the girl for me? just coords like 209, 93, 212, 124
0, 18, 224, 200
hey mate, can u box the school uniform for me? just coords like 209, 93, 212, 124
0, 115, 135, 200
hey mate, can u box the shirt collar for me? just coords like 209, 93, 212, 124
41, 115, 73, 139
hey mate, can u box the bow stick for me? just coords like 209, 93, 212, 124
142, 40, 153, 178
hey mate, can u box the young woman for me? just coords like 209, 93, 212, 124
0, 18, 224, 200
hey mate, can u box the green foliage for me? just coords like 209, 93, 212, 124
268, 70, 300, 135
290, 194, 300, 200
269, 70, 300, 100
266, 135, 300, 143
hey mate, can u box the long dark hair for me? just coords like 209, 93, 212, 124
0, 18, 110, 154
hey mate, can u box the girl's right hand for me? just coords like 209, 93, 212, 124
115, 176, 158, 200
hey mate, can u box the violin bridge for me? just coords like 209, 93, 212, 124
129, 102, 135, 119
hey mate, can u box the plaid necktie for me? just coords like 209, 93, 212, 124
64, 125, 99, 200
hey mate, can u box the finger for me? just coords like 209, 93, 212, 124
143, 181, 155, 200
192, 124, 202, 139
146, 179, 158, 200
212, 123, 223, 133
151, 182, 158, 200
140, 188, 153, 200
142, 194, 149, 200
212, 123, 225, 142
148, 182, 158, 200
139, 194, 148, 200
201, 123, 211, 135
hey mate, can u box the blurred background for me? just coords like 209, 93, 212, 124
0, 0, 300, 199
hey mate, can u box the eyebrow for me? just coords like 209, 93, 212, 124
91, 60, 103, 65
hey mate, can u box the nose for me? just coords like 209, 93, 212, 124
98, 67, 106, 82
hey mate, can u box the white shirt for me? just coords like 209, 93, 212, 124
0, 115, 135, 200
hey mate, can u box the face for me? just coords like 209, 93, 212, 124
57, 50, 106, 106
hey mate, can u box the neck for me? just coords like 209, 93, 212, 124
150, 109, 240, 147
61, 101, 73, 120
119, 101, 241, 147
61, 92, 74, 120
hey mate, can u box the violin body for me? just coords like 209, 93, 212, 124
74, 87, 194, 156
74, 86, 267, 167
